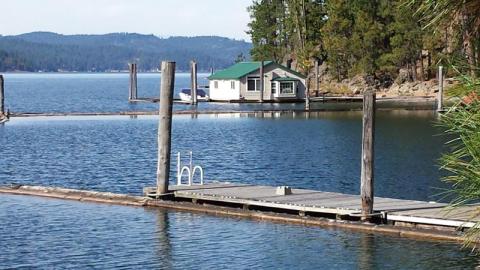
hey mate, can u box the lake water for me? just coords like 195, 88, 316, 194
2, 73, 434, 113
0, 74, 476, 269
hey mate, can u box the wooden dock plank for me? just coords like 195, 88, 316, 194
170, 183, 480, 228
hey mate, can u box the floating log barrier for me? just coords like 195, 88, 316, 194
361, 90, 376, 221
156, 61, 175, 196
128, 63, 138, 101
0, 184, 474, 244
191, 60, 198, 105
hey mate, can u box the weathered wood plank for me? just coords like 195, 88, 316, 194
156, 61, 175, 195
0, 75, 4, 116
361, 90, 375, 220
191, 60, 198, 105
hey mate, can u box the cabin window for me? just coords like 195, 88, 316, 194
247, 77, 260, 91
231, 81, 235, 89
214, 81, 218, 89
271, 82, 277, 94
280, 82, 294, 94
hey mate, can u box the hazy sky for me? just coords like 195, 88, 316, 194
1, 0, 252, 40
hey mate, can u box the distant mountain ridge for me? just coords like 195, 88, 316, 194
0, 32, 251, 72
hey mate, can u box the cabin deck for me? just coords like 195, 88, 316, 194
169, 183, 478, 229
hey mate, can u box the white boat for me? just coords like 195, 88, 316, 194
179, 88, 210, 102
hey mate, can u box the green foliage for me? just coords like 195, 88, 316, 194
414, 0, 480, 250
248, 0, 477, 82
247, 0, 326, 74
439, 74, 480, 250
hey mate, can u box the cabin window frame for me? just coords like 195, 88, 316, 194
271, 81, 277, 94
214, 81, 218, 89
279, 82, 295, 94
231, 81, 235, 90
247, 76, 260, 92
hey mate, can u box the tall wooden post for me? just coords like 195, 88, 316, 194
191, 60, 198, 105
259, 61, 264, 102
437, 66, 444, 112
0, 75, 4, 116
156, 61, 176, 195
361, 90, 376, 221
315, 60, 319, 91
305, 76, 310, 111
129, 63, 138, 101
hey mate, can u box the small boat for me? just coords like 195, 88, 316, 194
179, 88, 210, 102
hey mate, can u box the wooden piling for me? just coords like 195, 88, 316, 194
259, 61, 264, 102
129, 63, 138, 101
437, 66, 444, 112
156, 61, 176, 195
305, 76, 310, 111
0, 75, 4, 116
315, 60, 319, 91
361, 90, 376, 221
191, 60, 198, 105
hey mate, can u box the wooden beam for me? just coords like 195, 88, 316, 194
191, 60, 198, 105
0, 75, 4, 116
259, 61, 264, 102
437, 66, 444, 112
361, 90, 376, 221
128, 63, 138, 101
305, 76, 310, 111
156, 61, 176, 195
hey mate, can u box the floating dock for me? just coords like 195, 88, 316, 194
3, 183, 476, 243
165, 183, 478, 229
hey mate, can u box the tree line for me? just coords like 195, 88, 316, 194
0, 32, 252, 72
247, 0, 479, 83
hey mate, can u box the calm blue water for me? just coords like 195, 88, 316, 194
2, 73, 434, 113
1, 111, 445, 200
0, 194, 476, 269
0, 75, 473, 269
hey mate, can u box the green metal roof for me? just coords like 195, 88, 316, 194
208, 61, 307, 80
272, 76, 300, 82
208, 61, 274, 80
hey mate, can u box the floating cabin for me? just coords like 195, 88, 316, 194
208, 61, 307, 102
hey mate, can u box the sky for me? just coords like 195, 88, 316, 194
0, 0, 253, 41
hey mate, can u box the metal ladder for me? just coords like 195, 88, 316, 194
176, 151, 204, 186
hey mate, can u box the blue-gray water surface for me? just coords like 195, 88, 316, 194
0, 74, 474, 269
1, 111, 475, 269
3, 73, 434, 113
0, 194, 477, 269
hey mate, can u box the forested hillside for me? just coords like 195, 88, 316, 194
0, 32, 251, 72
247, 0, 478, 88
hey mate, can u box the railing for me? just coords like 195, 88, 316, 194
176, 151, 204, 186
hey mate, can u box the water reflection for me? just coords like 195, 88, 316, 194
154, 210, 173, 270
357, 234, 375, 270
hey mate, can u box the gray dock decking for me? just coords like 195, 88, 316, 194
171, 183, 479, 229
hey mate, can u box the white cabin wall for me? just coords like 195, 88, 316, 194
209, 80, 241, 101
